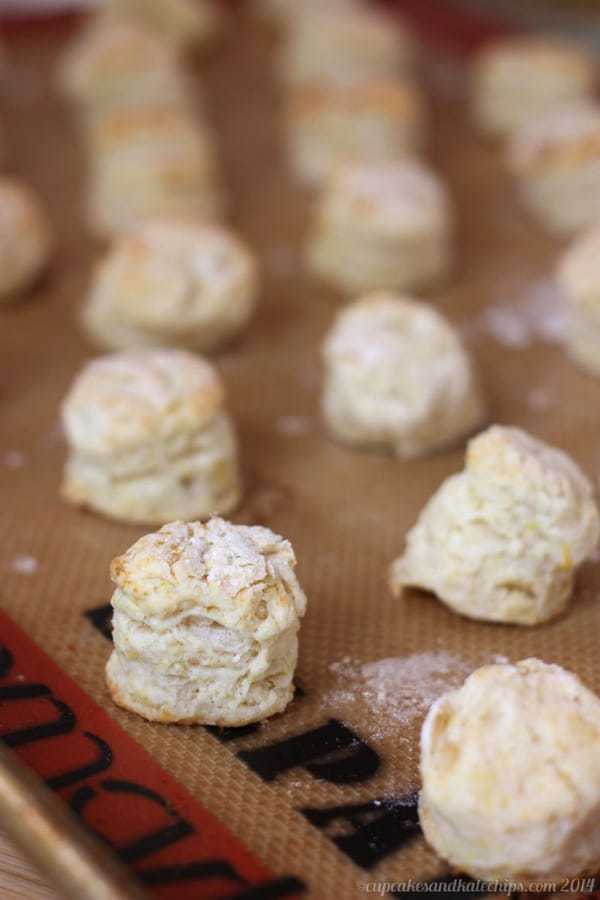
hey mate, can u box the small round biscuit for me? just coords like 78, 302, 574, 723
420, 658, 600, 884
58, 15, 186, 111
322, 294, 484, 458
508, 102, 600, 234
61, 348, 241, 524
390, 425, 599, 625
279, 8, 418, 87
472, 37, 596, 138
106, 0, 223, 51
86, 105, 223, 237
307, 159, 453, 294
0, 179, 52, 303
557, 224, 600, 377
106, 518, 307, 725
82, 220, 258, 352
286, 79, 427, 185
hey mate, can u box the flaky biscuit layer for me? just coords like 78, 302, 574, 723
61, 349, 241, 523
391, 425, 599, 624
106, 518, 307, 724
286, 79, 427, 184
307, 160, 452, 293
86, 107, 223, 237
82, 220, 257, 352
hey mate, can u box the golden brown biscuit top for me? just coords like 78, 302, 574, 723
466, 425, 595, 502
62, 348, 224, 456
110, 518, 307, 637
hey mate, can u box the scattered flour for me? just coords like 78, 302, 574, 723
476, 278, 568, 349
326, 652, 516, 742
360, 653, 471, 726
481, 306, 531, 348
12, 555, 38, 575
4, 450, 24, 468
327, 652, 472, 740
276, 415, 312, 437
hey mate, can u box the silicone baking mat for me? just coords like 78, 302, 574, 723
1, 3, 600, 898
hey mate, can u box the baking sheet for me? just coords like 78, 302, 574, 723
2, 5, 600, 898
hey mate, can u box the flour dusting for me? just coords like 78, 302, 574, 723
361, 653, 471, 726
12, 555, 38, 575
476, 278, 567, 349
327, 652, 472, 740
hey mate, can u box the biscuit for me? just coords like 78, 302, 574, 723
279, 8, 418, 87
58, 15, 186, 111
420, 658, 600, 884
557, 223, 600, 377
322, 293, 484, 458
0, 179, 52, 303
472, 37, 596, 138
86, 105, 223, 237
82, 220, 258, 351
61, 349, 241, 524
508, 102, 600, 234
286, 79, 427, 185
390, 425, 599, 625
106, 0, 223, 51
106, 518, 307, 725
307, 159, 453, 294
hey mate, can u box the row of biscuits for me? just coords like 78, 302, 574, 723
51, 1, 308, 764
59, 1, 224, 236
6, 0, 600, 891
473, 39, 600, 370
272, 1, 454, 295
270, 0, 600, 297
0, 0, 230, 307
52, 2, 254, 521
57, 1, 264, 357
200, 2, 600, 887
